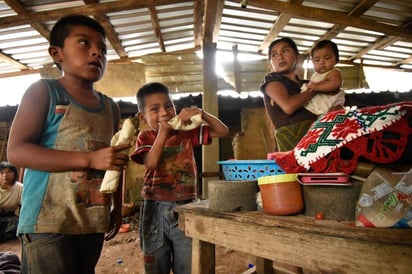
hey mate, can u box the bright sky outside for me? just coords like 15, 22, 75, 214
0, 67, 411, 107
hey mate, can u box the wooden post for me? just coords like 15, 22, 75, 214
191, 239, 215, 274
201, 41, 219, 199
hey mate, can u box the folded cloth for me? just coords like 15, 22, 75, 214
167, 113, 202, 130
268, 101, 412, 174
100, 118, 136, 193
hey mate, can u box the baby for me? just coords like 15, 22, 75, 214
302, 40, 345, 115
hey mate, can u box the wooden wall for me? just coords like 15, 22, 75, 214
95, 62, 146, 98
37, 51, 374, 99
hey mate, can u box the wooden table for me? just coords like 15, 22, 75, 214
175, 200, 412, 274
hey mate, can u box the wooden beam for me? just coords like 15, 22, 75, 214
248, 0, 412, 39
347, 0, 380, 16
395, 56, 412, 66
203, 0, 223, 43
3, 0, 49, 69
0, 51, 29, 70
4, 0, 50, 38
97, 16, 129, 58
127, 46, 200, 63
347, 22, 411, 63
193, 0, 204, 48
232, 45, 241, 92
259, 0, 303, 53
213, 0, 225, 43
0, 0, 185, 28
0, 68, 38, 78
201, 40, 219, 199
310, 0, 379, 44
304, 0, 381, 57
83, 0, 128, 58
349, 36, 400, 61
149, 5, 165, 52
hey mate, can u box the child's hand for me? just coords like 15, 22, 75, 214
168, 108, 203, 131
157, 120, 173, 134
89, 143, 130, 171
307, 81, 316, 91
176, 107, 202, 126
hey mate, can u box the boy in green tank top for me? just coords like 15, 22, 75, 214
7, 15, 130, 274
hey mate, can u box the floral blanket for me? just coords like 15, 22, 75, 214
268, 101, 412, 174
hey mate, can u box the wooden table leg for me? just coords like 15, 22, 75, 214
255, 257, 275, 274
192, 238, 215, 274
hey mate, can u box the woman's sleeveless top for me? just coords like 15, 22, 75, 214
260, 72, 317, 129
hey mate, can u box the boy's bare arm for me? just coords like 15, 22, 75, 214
142, 108, 228, 170
200, 110, 229, 138
177, 107, 229, 138
7, 81, 129, 172
308, 70, 342, 94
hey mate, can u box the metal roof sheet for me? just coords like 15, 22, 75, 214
0, 0, 409, 83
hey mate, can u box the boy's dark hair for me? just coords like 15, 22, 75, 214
0, 161, 19, 185
311, 40, 339, 62
268, 37, 299, 60
49, 14, 106, 48
136, 82, 171, 112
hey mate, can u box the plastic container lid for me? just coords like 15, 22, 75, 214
258, 174, 298, 185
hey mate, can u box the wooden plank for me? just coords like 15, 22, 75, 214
176, 202, 412, 274
255, 257, 275, 274
192, 239, 215, 274
177, 202, 412, 244
145, 64, 203, 75
141, 52, 201, 63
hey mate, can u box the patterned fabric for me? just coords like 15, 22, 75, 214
131, 126, 211, 202
268, 101, 412, 174
274, 120, 314, 152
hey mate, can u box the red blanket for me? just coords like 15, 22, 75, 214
268, 101, 412, 174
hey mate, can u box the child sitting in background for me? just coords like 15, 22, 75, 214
302, 39, 345, 115
0, 161, 22, 242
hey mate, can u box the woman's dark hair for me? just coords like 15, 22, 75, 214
136, 82, 171, 112
49, 14, 106, 48
0, 161, 18, 185
311, 40, 339, 62
268, 37, 299, 60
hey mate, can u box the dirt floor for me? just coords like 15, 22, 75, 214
0, 213, 257, 274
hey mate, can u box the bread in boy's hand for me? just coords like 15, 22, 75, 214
167, 113, 202, 130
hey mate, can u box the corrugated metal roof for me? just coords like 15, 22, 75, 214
0, 0, 410, 81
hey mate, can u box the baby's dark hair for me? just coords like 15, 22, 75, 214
268, 37, 299, 60
136, 82, 171, 112
0, 161, 19, 185
49, 14, 106, 48
311, 40, 339, 62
